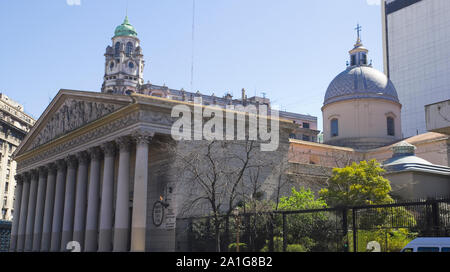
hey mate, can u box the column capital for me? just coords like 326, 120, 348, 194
77, 151, 90, 165
132, 130, 154, 145
38, 166, 48, 178
14, 174, 24, 183
88, 146, 103, 160
47, 163, 57, 174
116, 136, 132, 152
66, 155, 78, 169
101, 142, 117, 157
30, 169, 39, 180
56, 159, 67, 171
23, 172, 31, 181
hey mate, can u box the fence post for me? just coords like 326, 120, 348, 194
352, 209, 357, 253
432, 200, 440, 236
342, 208, 349, 252
269, 213, 274, 252
282, 213, 287, 252
188, 218, 193, 252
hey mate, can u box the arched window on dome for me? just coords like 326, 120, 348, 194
331, 119, 339, 137
387, 117, 395, 136
115, 42, 121, 57
126, 42, 133, 57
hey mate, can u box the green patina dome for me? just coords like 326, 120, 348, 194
114, 16, 138, 37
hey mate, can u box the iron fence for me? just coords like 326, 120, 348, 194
0, 220, 11, 252
177, 198, 450, 252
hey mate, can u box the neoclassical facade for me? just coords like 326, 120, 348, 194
9, 90, 293, 252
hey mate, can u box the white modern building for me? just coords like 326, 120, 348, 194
382, 0, 450, 138
0, 94, 35, 221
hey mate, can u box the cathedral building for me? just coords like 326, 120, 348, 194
8, 17, 449, 253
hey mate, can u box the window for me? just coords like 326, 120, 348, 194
126, 42, 133, 56
3, 197, 7, 207
417, 247, 439, 252
114, 42, 121, 57
302, 135, 310, 141
442, 248, 450, 252
302, 122, 310, 129
387, 117, 395, 136
4, 182, 8, 193
128, 62, 135, 69
1, 209, 6, 219
289, 133, 296, 139
351, 55, 356, 66
331, 119, 339, 137
109, 61, 114, 70
401, 248, 413, 252
361, 53, 367, 65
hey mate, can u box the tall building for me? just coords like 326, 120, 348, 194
0, 94, 35, 220
382, 0, 450, 138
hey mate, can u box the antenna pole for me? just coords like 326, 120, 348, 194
190, 0, 196, 92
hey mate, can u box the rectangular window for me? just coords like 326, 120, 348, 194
442, 248, 450, 252
302, 122, 310, 129
302, 135, 310, 141
331, 119, 339, 137
417, 247, 439, 252
387, 117, 395, 136
4, 182, 8, 193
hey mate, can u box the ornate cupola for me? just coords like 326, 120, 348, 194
102, 16, 145, 95
348, 24, 369, 67
321, 25, 403, 150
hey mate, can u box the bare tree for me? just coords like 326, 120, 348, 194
172, 138, 287, 251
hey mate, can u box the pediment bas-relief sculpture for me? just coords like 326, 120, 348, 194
30, 99, 124, 150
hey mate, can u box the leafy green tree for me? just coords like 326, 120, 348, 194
319, 160, 393, 207
278, 187, 327, 210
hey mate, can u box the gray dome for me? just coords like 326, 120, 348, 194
324, 66, 400, 106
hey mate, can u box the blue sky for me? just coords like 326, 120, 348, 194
0, 0, 383, 131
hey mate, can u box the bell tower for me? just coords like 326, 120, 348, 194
102, 16, 145, 95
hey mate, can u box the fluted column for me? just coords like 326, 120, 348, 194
131, 132, 152, 252
41, 163, 57, 252
24, 170, 39, 251
98, 142, 116, 252
32, 167, 48, 251
50, 160, 67, 252
113, 137, 132, 252
9, 174, 24, 252
17, 173, 30, 252
84, 147, 102, 252
61, 155, 78, 252
73, 151, 89, 251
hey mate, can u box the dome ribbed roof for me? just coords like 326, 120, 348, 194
114, 16, 138, 38
324, 66, 399, 106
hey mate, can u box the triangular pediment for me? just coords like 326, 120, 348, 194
14, 89, 133, 157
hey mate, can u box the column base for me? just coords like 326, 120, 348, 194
113, 228, 130, 252
40, 232, 51, 252
131, 227, 146, 252
84, 230, 98, 252
98, 229, 113, 252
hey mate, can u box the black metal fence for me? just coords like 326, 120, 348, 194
177, 198, 450, 252
0, 220, 11, 252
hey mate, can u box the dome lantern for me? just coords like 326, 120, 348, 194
114, 16, 138, 38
